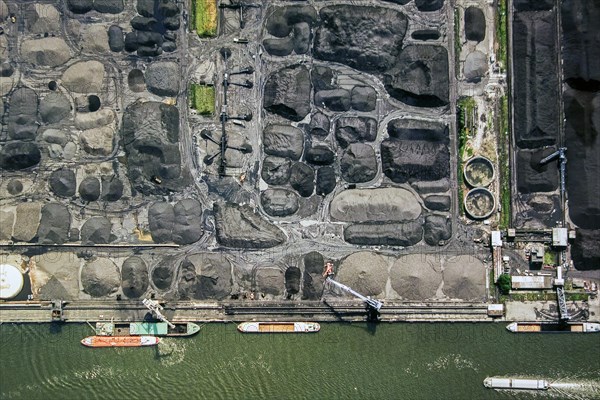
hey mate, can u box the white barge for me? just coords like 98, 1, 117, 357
506, 322, 600, 333
484, 377, 549, 390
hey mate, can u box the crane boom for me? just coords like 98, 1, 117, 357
325, 277, 383, 311
142, 298, 176, 329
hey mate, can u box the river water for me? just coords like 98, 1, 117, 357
0, 323, 598, 400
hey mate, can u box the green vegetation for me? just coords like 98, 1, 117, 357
457, 97, 476, 214
189, 83, 215, 116
454, 8, 461, 78
495, 0, 508, 71
498, 96, 510, 229
500, 291, 558, 302
543, 249, 556, 266
191, 0, 217, 37
566, 293, 589, 302
497, 273, 512, 295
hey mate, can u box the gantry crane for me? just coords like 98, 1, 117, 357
143, 298, 176, 329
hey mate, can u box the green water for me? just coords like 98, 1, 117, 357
0, 323, 599, 400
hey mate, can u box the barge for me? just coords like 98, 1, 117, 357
95, 322, 201, 337
81, 335, 160, 348
237, 322, 320, 333
506, 322, 600, 333
484, 377, 549, 390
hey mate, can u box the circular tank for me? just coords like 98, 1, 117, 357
464, 187, 496, 219
464, 156, 495, 187
0, 264, 24, 299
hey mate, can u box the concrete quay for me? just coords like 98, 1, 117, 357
0, 300, 497, 324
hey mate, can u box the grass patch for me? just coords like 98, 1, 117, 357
189, 83, 215, 116
498, 95, 510, 229
566, 293, 589, 302
544, 249, 556, 266
191, 0, 217, 37
501, 292, 558, 302
454, 8, 461, 78
457, 97, 476, 214
495, 0, 508, 71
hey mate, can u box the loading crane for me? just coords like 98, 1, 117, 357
324, 276, 383, 312
539, 148, 570, 320
142, 298, 175, 329
540, 147, 567, 225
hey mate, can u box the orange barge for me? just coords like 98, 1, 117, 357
80, 335, 160, 348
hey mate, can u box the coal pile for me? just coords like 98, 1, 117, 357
178, 254, 232, 300
67, 0, 124, 14
344, 221, 423, 247
415, 0, 445, 12
264, 65, 311, 121
381, 119, 450, 183
314, 5, 408, 73
7, 87, 38, 141
571, 229, 600, 270
289, 162, 315, 197
40, 92, 71, 124
412, 30, 441, 41
383, 45, 449, 107
263, 5, 318, 56
302, 251, 325, 300
81, 258, 121, 298
261, 156, 291, 185
128, 69, 146, 92
49, 169, 76, 198
316, 166, 336, 196
305, 145, 334, 166
148, 200, 203, 244
263, 125, 304, 160
516, 149, 558, 194
562, 0, 600, 90
254, 266, 285, 296
260, 189, 299, 217
423, 215, 452, 245
152, 263, 174, 290
314, 89, 351, 112
340, 144, 377, 183
214, 203, 286, 248
424, 195, 451, 211
0, 142, 41, 171
121, 256, 149, 298
108, 26, 125, 52
305, 112, 330, 137
37, 203, 71, 244
122, 101, 186, 195
100, 176, 124, 201
80, 216, 112, 244
7, 179, 23, 195
512, 7, 558, 148
335, 117, 377, 148
464, 7, 485, 42
285, 267, 301, 295
145, 61, 179, 96
562, 1, 600, 233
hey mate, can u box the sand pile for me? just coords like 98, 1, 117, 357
390, 254, 441, 300
21, 38, 71, 67
330, 188, 422, 222
336, 252, 389, 297
81, 258, 120, 297
443, 256, 485, 300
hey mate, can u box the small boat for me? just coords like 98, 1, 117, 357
81, 335, 160, 348
95, 321, 200, 337
506, 322, 600, 333
484, 377, 549, 390
237, 322, 320, 333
